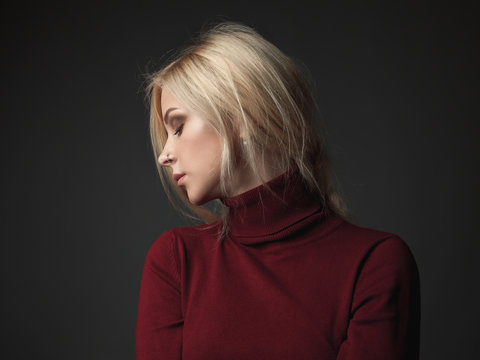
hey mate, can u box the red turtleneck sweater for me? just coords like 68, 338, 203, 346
136, 169, 420, 359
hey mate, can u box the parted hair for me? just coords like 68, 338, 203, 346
145, 21, 349, 242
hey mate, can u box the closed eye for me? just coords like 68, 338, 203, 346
174, 123, 184, 136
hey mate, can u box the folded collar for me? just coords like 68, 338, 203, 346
220, 165, 328, 244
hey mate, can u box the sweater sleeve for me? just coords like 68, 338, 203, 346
336, 236, 421, 360
136, 230, 183, 359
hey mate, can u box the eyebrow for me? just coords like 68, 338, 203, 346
163, 107, 179, 126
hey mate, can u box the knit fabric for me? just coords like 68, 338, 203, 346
136, 167, 420, 359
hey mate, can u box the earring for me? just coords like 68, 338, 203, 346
241, 138, 247, 145
160, 154, 172, 163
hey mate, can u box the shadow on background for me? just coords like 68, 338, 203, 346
1, 1, 478, 359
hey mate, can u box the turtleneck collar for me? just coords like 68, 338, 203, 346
220, 165, 330, 245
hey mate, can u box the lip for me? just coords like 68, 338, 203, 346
173, 173, 186, 186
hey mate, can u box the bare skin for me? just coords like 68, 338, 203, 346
158, 88, 283, 205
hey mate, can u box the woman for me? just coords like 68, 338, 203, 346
136, 22, 420, 359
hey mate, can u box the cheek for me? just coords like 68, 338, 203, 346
184, 127, 223, 169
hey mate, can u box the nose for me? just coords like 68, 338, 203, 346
158, 151, 176, 166
158, 135, 177, 167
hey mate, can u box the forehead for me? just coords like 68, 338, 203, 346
160, 88, 183, 116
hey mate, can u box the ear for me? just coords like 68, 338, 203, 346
239, 128, 250, 147
233, 117, 250, 145
238, 122, 251, 140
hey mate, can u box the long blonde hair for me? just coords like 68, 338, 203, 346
145, 21, 349, 242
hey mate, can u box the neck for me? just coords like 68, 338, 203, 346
227, 163, 286, 197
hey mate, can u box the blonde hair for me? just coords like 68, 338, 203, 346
145, 21, 349, 242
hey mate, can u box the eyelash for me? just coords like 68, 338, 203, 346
173, 124, 184, 136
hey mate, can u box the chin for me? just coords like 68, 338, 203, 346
187, 192, 206, 207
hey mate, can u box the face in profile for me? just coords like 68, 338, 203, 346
158, 89, 224, 206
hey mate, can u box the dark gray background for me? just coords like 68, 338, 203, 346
2, 1, 478, 359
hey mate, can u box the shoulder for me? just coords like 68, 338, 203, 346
142, 229, 178, 280
327, 218, 418, 274
334, 219, 419, 281
334, 219, 411, 253
146, 221, 222, 261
